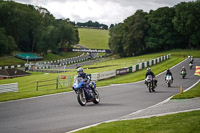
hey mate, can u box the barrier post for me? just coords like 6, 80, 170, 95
56, 77, 58, 89
36, 80, 38, 91
180, 86, 183, 93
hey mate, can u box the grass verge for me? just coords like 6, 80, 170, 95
74, 110, 200, 133
171, 81, 200, 99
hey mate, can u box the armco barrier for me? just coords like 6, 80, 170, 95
0, 83, 18, 93
132, 65, 136, 72
98, 70, 116, 80
116, 68, 129, 75
91, 70, 116, 81
90, 54, 170, 81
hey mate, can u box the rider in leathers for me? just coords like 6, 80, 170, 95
145, 68, 157, 86
165, 69, 173, 82
77, 67, 95, 93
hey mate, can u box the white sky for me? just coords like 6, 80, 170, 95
13, 0, 195, 26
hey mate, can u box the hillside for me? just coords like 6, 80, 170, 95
78, 28, 109, 49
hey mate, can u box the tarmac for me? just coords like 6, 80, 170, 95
69, 97, 200, 133
68, 80, 200, 133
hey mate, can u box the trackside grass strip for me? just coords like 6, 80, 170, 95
171, 82, 200, 99
74, 110, 200, 133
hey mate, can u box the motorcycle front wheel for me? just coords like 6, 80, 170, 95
77, 90, 87, 106
93, 90, 100, 104
148, 83, 151, 92
168, 82, 171, 87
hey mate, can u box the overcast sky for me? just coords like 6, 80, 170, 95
13, 0, 195, 26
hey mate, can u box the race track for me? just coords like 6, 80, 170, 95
0, 58, 199, 133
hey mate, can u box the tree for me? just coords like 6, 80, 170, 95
0, 28, 17, 56
0, 1, 79, 55
57, 19, 77, 49
173, 1, 200, 49
35, 25, 58, 54
109, 23, 125, 57
122, 10, 148, 56
145, 7, 178, 51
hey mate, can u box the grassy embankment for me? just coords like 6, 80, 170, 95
78, 28, 109, 49
78, 28, 109, 56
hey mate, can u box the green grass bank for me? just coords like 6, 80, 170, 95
78, 28, 109, 49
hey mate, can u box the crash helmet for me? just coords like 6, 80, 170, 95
167, 68, 170, 72
147, 67, 151, 71
77, 67, 84, 73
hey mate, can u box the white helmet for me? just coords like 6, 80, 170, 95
77, 67, 83, 73
147, 68, 151, 71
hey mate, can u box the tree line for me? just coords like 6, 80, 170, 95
0, 1, 79, 56
109, 1, 200, 57
76, 20, 108, 30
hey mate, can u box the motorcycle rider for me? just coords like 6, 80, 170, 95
145, 68, 157, 86
190, 56, 194, 63
77, 67, 95, 93
165, 69, 173, 82
181, 66, 186, 73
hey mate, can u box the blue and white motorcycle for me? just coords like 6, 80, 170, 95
72, 76, 100, 106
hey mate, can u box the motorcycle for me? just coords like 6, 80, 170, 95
145, 75, 155, 92
181, 71, 186, 79
189, 63, 193, 69
72, 77, 100, 106
166, 74, 172, 87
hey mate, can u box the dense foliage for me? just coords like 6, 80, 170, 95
109, 1, 200, 57
76, 20, 108, 30
0, 1, 79, 56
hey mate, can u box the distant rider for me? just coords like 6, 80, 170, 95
165, 69, 173, 82
190, 56, 194, 63
181, 66, 186, 73
145, 68, 157, 86
189, 60, 193, 65
77, 67, 95, 93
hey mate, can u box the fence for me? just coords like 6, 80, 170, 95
0, 83, 18, 93
36, 75, 73, 91
36, 78, 58, 91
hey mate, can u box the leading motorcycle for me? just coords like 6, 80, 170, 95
145, 75, 155, 92
166, 74, 172, 87
72, 77, 100, 106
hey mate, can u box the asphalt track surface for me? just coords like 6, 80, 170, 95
0, 58, 199, 133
